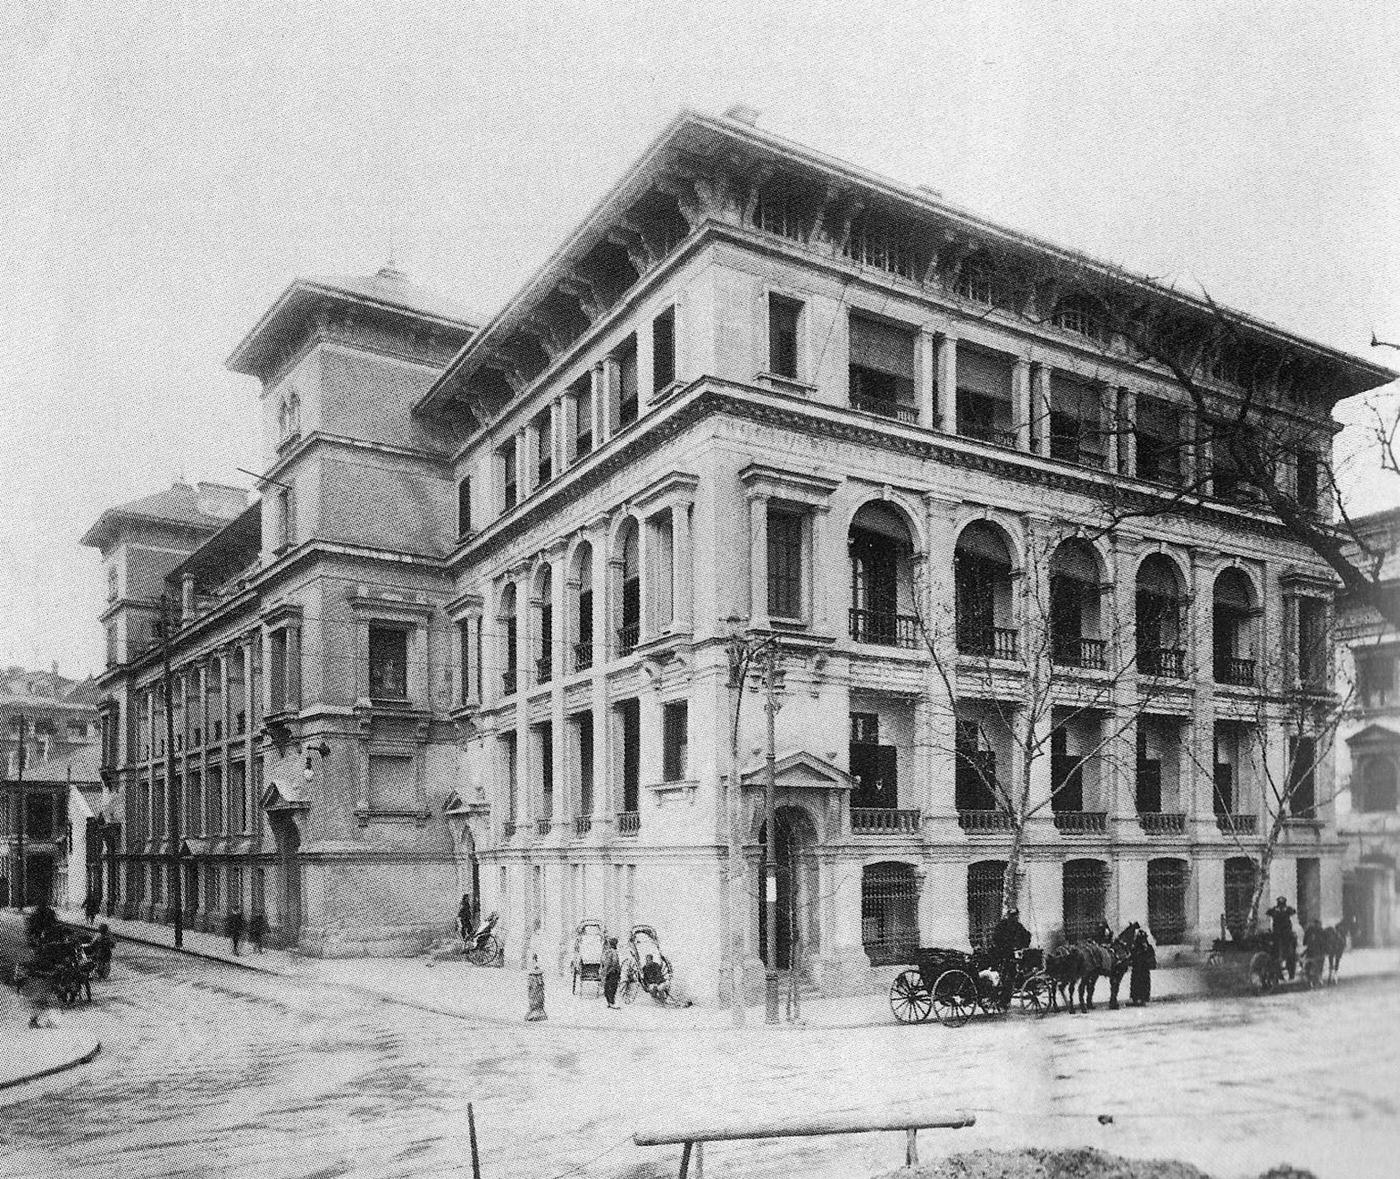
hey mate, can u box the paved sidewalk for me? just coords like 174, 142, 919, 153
35, 908, 1400, 1030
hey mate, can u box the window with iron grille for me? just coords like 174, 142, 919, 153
862, 862, 920, 965
967, 860, 1007, 952
1224, 856, 1257, 940
767, 508, 804, 619
1062, 859, 1108, 943
1147, 858, 1188, 944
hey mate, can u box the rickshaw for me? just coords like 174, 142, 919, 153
620, 924, 677, 1005
570, 918, 607, 996
462, 911, 505, 967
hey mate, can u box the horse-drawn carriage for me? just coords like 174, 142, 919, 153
1204, 926, 1339, 993
12, 933, 96, 1006
570, 918, 607, 996
889, 946, 1049, 1026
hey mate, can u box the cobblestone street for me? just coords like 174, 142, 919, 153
1, 928, 1397, 1179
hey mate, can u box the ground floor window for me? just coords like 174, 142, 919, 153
967, 860, 1006, 952
861, 861, 920, 965
1224, 856, 1257, 940
1063, 858, 1107, 942
1147, 858, 1188, 944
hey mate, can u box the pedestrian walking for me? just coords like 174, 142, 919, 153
225, 907, 245, 956
1128, 927, 1156, 1005
82, 890, 101, 925
91, 924, 115, 980
456, 893, 475, 942
248, 911, 266, 953
601, 936, 622, 1008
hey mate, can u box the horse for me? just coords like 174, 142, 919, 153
1103, 923, 1139, 1009
1322, 922, 1348, 984
1044, 923, 1138, 1013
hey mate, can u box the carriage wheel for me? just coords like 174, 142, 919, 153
1248, 951, 1277, 994
889, 969, 932, 1024
1015, 972, 1051, 1014
931, 969, 978, 1027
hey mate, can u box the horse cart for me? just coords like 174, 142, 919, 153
570, 918, 607, 996
1204, 931, 1325, 994
889, 947, 1049, 1026
12, 935, 95, 1006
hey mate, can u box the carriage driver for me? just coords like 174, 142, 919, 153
1266, 896, 1298, 980
989, 908, 1032, 1005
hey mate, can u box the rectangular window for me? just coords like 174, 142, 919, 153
534, 410, 553, 486
1288, 736, 1317, 818
457, 477, 472, 538
503, 732, 518, 820
1358, 652, 1397, 707
207, 765, 224, 834
269, 630, 287, 714
848, 314, 916, 420
275, 488, 295, 550
1296, 598, 1327, 688
766, 508, 804, 620
652, 306, 676, 392
768, 295, 802, 379
1295, 451, 1319, 512
662, 701, 688, 782
572, 376, 594, 458
536, 722, 554, 821
617, 698, 641, 813
574, 712, 594, 815
500, 443, 517, 511
230, 761, 247, 834
617, 336, 639, 427
368, 626, 408, 700
458, 619, 472, 703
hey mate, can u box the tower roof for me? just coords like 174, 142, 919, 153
81, 481, 247, 551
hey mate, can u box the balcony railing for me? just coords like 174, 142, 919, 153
501, 670, 517, 694
1052, 810, 1107, 834
851, 394, 918, 423
1138, 812, 1186, 835
851, 807, 922, 833
1139, 647, 1186, 678
849, 608, 919, 649
1214, 656, 1256, 686
1053, 636, 1107, 670
573, 642, 593, 672
960, 421, 1019, 448
616, 624, 640, 656
536, 658, 552, 685
573, 815, 592, 837
617, 811, 640, 836
957, 809, 1016, 833
535, 818, 552, 836
957, 627, 1019, 661
1215, 813, 1257, 835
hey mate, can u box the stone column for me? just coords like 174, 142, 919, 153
671, 500, 693, 632
748, 493, 770, 629
917, 328, 938, 430
1031, 364, 1052, 457
590, 524, 610, 823
549, 397, 565, 477
810, 505, 833, 634
936, 334, 957, 431
1187, 551, 1216, 836
514, 573, 531, 822
1014, 358, 1033, 453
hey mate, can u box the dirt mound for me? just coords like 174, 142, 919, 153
882, 1147, 1315, 1179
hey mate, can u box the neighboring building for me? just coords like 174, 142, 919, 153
1, 743, 108, 910
1, 666, 100, 906
1336, 508, 1400, 946
87, 113, 1394, 996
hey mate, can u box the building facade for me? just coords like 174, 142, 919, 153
1336, 508, 1400, 946
88, 113, 1393, 996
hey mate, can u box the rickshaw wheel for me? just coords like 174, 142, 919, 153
889, 969, 932, 1024
1248, 951, 1276, 994
931, 969, 977, 1027
1015, 972, 1050, 1014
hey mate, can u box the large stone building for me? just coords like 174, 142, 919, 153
1335, 508, 1400, 946
87, 112, 1393, 997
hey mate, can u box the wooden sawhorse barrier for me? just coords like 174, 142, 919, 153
634, 1106, 975, 1177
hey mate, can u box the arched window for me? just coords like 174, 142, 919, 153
848, 503, 916, 648
1213, 568, 1256, 686
535, 566, 553, 685
1049, 538, 1104, 668
955, 521, 1017, 659
1136, 554, 1186, 677
967, 860, 1007, 952
616, 521, 640, 655
1224, 856, 1257, 940
862, 862, 920, 964
1147, 858, 1188, 945
1359, 757, 1399, 813
499, 584, 518, 695
1062, 859, 1108, 943
572, 544, 594, 672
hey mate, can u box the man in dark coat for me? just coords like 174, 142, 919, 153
989, 908, 1031, 1005
248, 911, 267, 954
1266, 897, 1297, 979
601, 937, 622, 1008
1128, 927, 1156, 1005
225, 907, 245, 956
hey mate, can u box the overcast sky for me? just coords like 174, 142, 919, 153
2, 0, 1398, 678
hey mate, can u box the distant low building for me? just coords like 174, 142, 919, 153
1336, 508, 1400, 946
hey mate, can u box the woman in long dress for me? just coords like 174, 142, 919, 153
1129, 927, 1157, 1006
